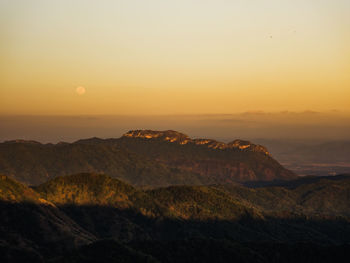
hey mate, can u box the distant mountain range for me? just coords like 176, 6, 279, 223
0, 130, 296, 186
1, 172, 350, 262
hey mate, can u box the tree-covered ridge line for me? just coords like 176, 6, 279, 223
2, 172, 350, 219
1, 172, 350, 262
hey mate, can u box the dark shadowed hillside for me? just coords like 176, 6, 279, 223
1, 173, 350, 262
0, 175, 95, 260
217, 174, 350, 217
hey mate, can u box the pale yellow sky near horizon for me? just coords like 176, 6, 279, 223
1, 0, 350, 115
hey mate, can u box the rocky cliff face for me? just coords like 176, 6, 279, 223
123, 130, 189, 142
123, 130, 270, 155
119, 130, 295, 182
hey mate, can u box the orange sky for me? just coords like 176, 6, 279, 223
1, 0, 349, 115
1, 112, 350, 142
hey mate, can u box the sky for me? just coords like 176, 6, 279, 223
1, 0, 350, 116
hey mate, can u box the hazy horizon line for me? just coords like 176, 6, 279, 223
0, 109, 348, 117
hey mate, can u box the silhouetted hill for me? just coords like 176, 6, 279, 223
53, 239, 159, 263
50, 238, 350, 263
129, 239, 350, 263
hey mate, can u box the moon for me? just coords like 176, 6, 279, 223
76, 86, 86, 95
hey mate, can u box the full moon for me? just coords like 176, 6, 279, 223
76, 86, 86, 95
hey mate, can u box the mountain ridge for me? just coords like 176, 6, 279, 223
2, 172, 350, 262
121, 130, 270, 155
0, 130, 296, 186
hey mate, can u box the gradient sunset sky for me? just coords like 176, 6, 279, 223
1, 0, 349, 115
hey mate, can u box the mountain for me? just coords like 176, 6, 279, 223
217, 174, 350, 218
35, 173, 161, 211
114, 130, 296, 182
34, 173, 174, 242
1, 172, 350, 262
0, 139, 204, 186
0, 130, 296, 186
53, 239, 159, 263
0, 175, 95, 261
128, 239, 350, 263
0, 174, 40, 202
147, 185, 262, 220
